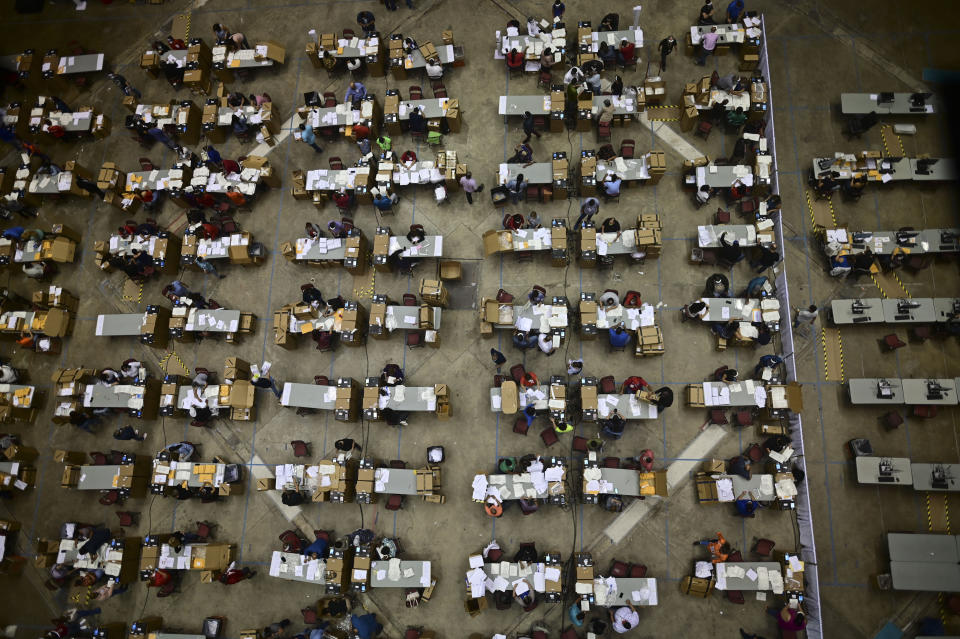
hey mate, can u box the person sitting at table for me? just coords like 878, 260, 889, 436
618, 39, 636, 67
42, 119, 66, 140
99, 369, 121, 386
525, 211, 542, 229
344, 81, 366, 108
708, 99, 728, 125
600, 12, 619, 31
850, 248, 874, 280
406, 225, 425, 244
610, 601, 639, 634
514, 578, 535, 608
166, 35, 187, 50
513, 330, 537, 350
373, 191, 393, 213
717, 73, 745, 94
598, 42, 617, 68
726, 106, 748, 128
380, 363, 404, 387
843, 174, 867, 199
768, 606, 807, 633
304, 222, 324, 241
622, 376, 650, 394
695, 184, 714, 207
539, 47, 554, 71
407, 107, 427, 134
165, 441, 196, 461
507, 174, 528, 204
302, 535, 328, 559
382, 407, 410, 427
718, 232, 744, 264
508, 143, 533, 166
734, 491, 762, 517
537, 331, 557, 356
653, 387, 674, 412
601, 173, 622, 201
506, 48, 524, 72
609, 323, 631, 349
503, 213, 525, 230
281, 489, 304, 506
814, 171, 840, 198
728, 454, 750, 479
694, 531, 731, 563
586, 69, 602, 94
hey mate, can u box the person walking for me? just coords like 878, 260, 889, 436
793, 304, 819, 330
658, 35, 677, 72
107, 73, 141, 100
195, 256, 225, 279
696, 27, 719, 65
297, 123, 323, 153
459, 172, 483, 204
490, 348, 507, 366
521, 111, 541, 143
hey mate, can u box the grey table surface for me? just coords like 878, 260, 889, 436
840, 93, 936, 115
855, 456, 913, 485
880, 298, 937, 323
369, 559, 430, 587
716, 562, 783, 591
373, 467, 418, 495
397, 98, 449, 120
176, 385, 224, 410
268, 551, 326, 583
592, 576, 658, 606
596, 393, 658, 419
76, 465, 122, 490
934, 298, 960, 322
910, 158, 957, 182
593, 467, 640, 496
125, 169, 173, 192
183, 308, 241, 332
891, 561, 960, 591
696, 164, 754, 188
385, 234, 443, 258
697, 224, 756, 248
58, 53, 104, 75
701, 380, 764, 407
294, 236, 348, 261
498, 95, 550, 115
848, 378, 904, 404
912, 463, 960, 492
830, 299, 885, 324
382, 305, 442, 331
902, 378, 958, 406
86, 384, 138, 409
690, 23, 743, 45
95, 313, 143, 337
596, 157, 650, 182
888, 532, 960, 563
280, 383, 337, 409
499, 162, 554, 185
700, 298, 765, 323
379, 385, 434, 411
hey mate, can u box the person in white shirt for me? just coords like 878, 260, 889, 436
425, 60, 443, 80
610, 602, 640, 633
526, 211, 542, 229
537, 332, 556, 356
0, 364, 18, 384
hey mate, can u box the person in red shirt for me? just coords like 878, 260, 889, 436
352, 122, 370, 140
621, 376, 650, 394
167, 36, 187, 50
225, 186, 247, 209
219, 565, 256, 585
618, 39, 636, 66
506, 48, 524, 70
197, 192, 216, 209
200, 223, 220, 240
400, 149, 417, 167
140, 189, 156, 209
43, 120, 66, 139
222, 158, 241, 174
333, 190, 353, 211
148, 568, 172, 588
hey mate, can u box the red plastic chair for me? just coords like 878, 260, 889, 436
328, 157, 344, 170
726, 590, 745, 604
302, 608, 318, 624
433, 84, 447, 99
610, 560, 629, 577
195, 521, 214, 541
98, 490, 120, 506
291, 440, 310, 457
314, 375, 329, 386
510, 364, 526, 385
881, 334, 907, 351
709, 409, 728, 425
572, 436, 588, 452
408, 86, 423, 100
752, 538, 775, 557
406, 331, 424, 349
389, 460, 406, 469
313, 331, 335, 352
599, 376, 617, 394
745, 443, 763, 462
322, 92, 338, 108
487, 548, 504, 562
914, 405, 939, 419
496, 289, 514, 303
116, 511, 138, 527
513, 417, 529, 435
629, 563, 647, 578
139, 157, 154, 171
402, 293, 418, 306
597, 121, 611, 142
540, 427, 559, 447
386, 494, 403, 510
279, 530, 304, 553
620, 139, 635, 159
89, 452, 108, 465
695, 121, 712, 140
603, 457, 620, 468
735, 411, 754, 427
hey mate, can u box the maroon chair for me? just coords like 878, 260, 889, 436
560, 630, 579, 639
519, 499, 539, 515
402, 293, 418, 306
386, 494, 403, 511
302, 608, 319, 624
213, 215, 239, 234
89, 452, 108, 465
712, 365, 729, 381
695, 121, 712, 140
610, 560, 629, 577
510, 364, 526, 385
389, 459, 406, 469
493, 375, 504, 387
314, 375, 329, 386
910, 325, 933, 342
715, 208, 731, 224
540, 427, 559, 447
597, 121, 611, 142
603, 457, 620, 468
513, 417, 530, 435
487, 547, 504, 562
745, 443, 764, 463
599, 375, 617, 394
291, 440, 310, 457
116, 511, 138, 527
139, 157, 155, 171
709, 409, 728, 425
322, 92, 338, 108
408, 86, 423, 100
752, 538, 775, 557
620, 139, 635, 159
726, 590, 745, 604
279, 530, 304, 553
622, 290, 642, 307
572, 436, 588, 453
533, 631, 548, 639
313, 530, 331, 544
629, 563, 647, 578
98, 490, 120, 506
195, 521, 214, 541
881, 411, 904, 430
735, 411, 754, 427
433, 84, 447, 99
313, 331, 335, 352
496, 289, 514, 303
727, 550, 743, 562
404, 630, 421, 639
406, 331, 424, 349
156, 580, 177, 597
881, 334, 906, 351
914, 405, 939, 419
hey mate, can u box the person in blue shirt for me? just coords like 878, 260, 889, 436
754, 354, 783, 378
734, 491, 761, 517
302, 536, 328, 559
743, 275, 768, 297
373, 192, 393, 212
609, 324, 631, 349
298, 123, 322, 153
552, 0, 565, 20
512, 330, 537, 350
528, 287, 545, 304
602, 173, 622, 201
727, 0, 745, 22
508, 143, 533, 165
345, 81, 367, 107
2, 226, 25, 240
350, 613, 382, 639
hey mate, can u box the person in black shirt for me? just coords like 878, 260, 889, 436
658, 36, 677, 71
698, 0, 716, 25
600, 217, 621, 233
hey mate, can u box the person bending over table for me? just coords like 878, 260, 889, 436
610, 601, 639, 633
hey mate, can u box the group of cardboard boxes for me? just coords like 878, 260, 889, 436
280, 229, 367, 274
0, 222, 79, 266
180, 231, 263, 268
0, 444, 37, 494
139, 537, 233, 583
168, 306, 256, 344
220, 357, 256, 421
93, 232, 179, 274
686, 381, 803, 415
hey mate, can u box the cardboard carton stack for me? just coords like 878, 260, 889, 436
434, 384, 451, 419
552, 153, 568, 200
647, 151, 666, 184
550, 86, 565, 132
579, 295, 598, 339
635, 325, 664, 357
576, 90, 594, 132
339, 301, 367, 346
550, 219, 568, 266
579, 226, 597, 267
183, 40, 212, 94
575, 553, 594, 603
335, 378, 359, 422
686, 384, 706, 407
642, 77, 666, 105
636, 214, 662, 257
419, 279, 448, 307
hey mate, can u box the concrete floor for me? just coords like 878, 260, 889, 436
0, 0, 958, 638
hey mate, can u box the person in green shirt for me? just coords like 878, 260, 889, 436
376, 135, 391, 152
726, 106, 748, 128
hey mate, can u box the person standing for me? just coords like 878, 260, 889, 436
658, 35, 677, 71
551, 0, 565, 20
297, 123, 322, 153
113, 426, 146, 441
521, 111, 541, 143
727, 0, 746, 22
574, 197, 600, 228
696, 27, 719, 65
490, 348, 507, 366
218, 563, 256, 585
356, 11, 376, 36
698, 0, 716, 24
793, 304, 819, 329
460, 172, 483, 204
107, 73, 141, 100
195, 256, 225, 279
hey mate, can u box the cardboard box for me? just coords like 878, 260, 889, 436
686, 384, 705, 407
579, 300, 598, 325
499, 381, 518, 414
256, 477, 274, 491
580, 384, 598, 411
255, 41, 286, 64
61, 465, 80, 487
